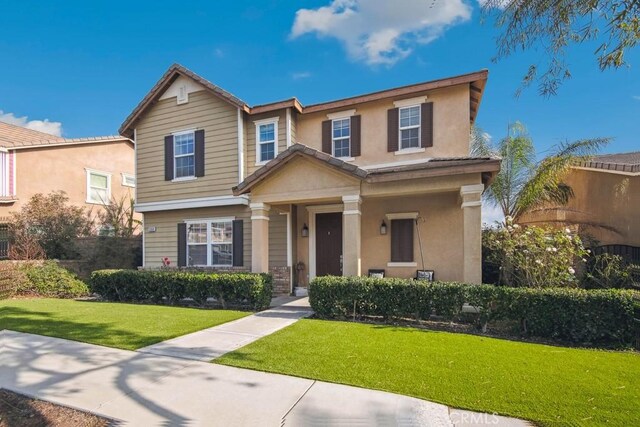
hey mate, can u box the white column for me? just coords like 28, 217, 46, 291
342, 195, 362, 277
460, 184, 484, 284
250, 202, 270, 273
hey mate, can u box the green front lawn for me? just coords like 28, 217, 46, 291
216, 319, 639, 426
0, 298, 248, 350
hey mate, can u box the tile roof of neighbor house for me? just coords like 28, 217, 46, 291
232, 143, 501, 195
576, 152, 640, 174
119, 63, 488, 137
0, 121, 131, 149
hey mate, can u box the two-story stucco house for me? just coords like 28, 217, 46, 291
0, 121, 135, 218
120, 64, 499, 294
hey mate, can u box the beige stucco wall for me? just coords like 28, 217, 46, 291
1, 141, 135, 218
520, 168, 640, 246
135, 90, 239, 204
295, 84, 471, 165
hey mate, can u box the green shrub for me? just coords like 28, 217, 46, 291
582, 253, 635, 289
19, 261, 89, 298
90, 270, 273, 310
309, 276, 639, 346
0, 262, 28, 299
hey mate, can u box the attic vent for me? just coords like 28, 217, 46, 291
177, 84, 188, 104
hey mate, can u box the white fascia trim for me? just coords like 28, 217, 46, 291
387, 262, 418, 267
238, 108, 245, 183
393, 96, 428, 108
394, 147, 426, 156
133, 128, 137, 205
460, 183, 485, 196
286, 108, 292, 147
10, 139, 130, 150
326, 109, 356, 120
253, 116, 280, 125
135, 195, 249, 212
386, 212, 419, 220
361, 158, 433, 170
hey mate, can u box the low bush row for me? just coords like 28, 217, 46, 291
0, 261, 89, 299
90, 269, 273, 310
309, 276, 639, 346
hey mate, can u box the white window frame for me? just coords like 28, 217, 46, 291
254, 117, 279, 166
185, 217, 235, 267
121, 173, 136, 188
85, 168, 112, 205
331, 118, 352, 159
0, 149, 8, 197
398, 105, 421, 151
173, 130, 196, 180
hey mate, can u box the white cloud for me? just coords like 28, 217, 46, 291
292, 71, 312, 80
290, 0, 472, 66
0, 110, 63, 136
477, 0, 510, 8
633, 95, 640, 101
482, 203, 504, 226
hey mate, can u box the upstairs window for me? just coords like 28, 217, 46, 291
122, 173, 136, 187
399, 106, 421, 150
0, 151, 8, 197
256, 121, 278, 164
332, 118, 351, 158
86, 169, 111, 204
174, 132, 195, 178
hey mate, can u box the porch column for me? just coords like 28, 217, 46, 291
342, 195, 362, 277
250, 202, 270, 273
460, 184, 484, 284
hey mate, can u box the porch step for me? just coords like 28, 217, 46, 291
294, 287, 308, 297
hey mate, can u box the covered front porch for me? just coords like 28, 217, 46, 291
233, 144, 499, 294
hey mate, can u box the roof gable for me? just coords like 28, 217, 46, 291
119, 63, 249, 137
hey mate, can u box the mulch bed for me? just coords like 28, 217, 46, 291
0, 389, 111, 427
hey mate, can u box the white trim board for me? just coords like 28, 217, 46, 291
135, 195, 249, 212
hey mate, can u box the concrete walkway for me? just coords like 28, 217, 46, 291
0, 330, 529, 426
137, 297, 313, 361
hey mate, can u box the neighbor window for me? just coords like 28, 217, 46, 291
174, 132, 195, 178
332, 118, 350, 158
0, 151, 8, 197
122, 173, 136, 187
187, 219, 233, 266
399, 106, 420, 150
390, 218, 414, 262
86, 170, 111, 204
256, 121, 277, 164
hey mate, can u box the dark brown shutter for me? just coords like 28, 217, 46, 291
421, 102, 433, 148
387, 108, 399, 152
194, 129, 205, 177
164, 135, 174, 181
232, 219, 244, 267
391, 219, 414, 262
177, 223, 187, 267
350, 115, 361, 157
321, 120, 332, 154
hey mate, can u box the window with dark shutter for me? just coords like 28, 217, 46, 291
351, 115, 361, 157
391, 219, 414, 262
387, 108, 399, 152
321, 120, 332, 154
421, 102, 433, 148
164, 135, 174, 181
194, 129, 205, 177
177, 223, 187, 267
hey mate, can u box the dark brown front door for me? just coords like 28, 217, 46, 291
316, 212, 343, 276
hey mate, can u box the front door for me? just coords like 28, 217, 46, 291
315, 212, 343, 276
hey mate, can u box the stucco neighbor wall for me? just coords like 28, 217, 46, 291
0, 141, 135, 217
520, 168, 640, 246
295, 84, 471, 165
135, 90, 239, 204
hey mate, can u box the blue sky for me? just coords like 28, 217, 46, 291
1, 0, 638, 159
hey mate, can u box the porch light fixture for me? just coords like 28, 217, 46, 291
301, 223, 309, 237
380, 220, 387, 235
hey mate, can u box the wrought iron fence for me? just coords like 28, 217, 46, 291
593, 244, 640, 264
0, 222, 8, 259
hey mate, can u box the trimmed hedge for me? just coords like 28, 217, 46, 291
0, 261, 88, 299
90, 270, 273, 310
309, 276, 639, 347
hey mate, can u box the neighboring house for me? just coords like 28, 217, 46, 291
520, 152, 640, 262
0, 121, 135, 220
120, 64, 500, 294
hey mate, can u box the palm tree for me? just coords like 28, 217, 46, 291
471, 122, 610, 223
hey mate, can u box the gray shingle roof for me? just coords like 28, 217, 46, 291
577, 152, 640, 174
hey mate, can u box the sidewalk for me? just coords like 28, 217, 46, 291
137, 297, 313, 361
0, 330, 529, 426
